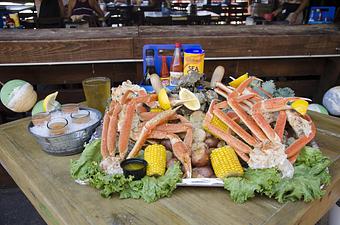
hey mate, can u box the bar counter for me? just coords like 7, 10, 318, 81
0, 25, 340, 64
0, 25, 339, 111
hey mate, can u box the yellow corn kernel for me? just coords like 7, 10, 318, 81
144, 144, 166, 176
150, 107, 164, 113
210, 115, 229, 132
203, 115, 229, 137
210, 146, 243, 178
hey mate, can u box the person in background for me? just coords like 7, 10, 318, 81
68, 0, 104, 26
149, 0, 170, 9
272, 0, 309, 24
35, 0, 65, 18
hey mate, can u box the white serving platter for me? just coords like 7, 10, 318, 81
177, 178, 224, 187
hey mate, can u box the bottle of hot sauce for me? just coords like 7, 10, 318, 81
170, 43, 183, 86
160, 55, 170, 86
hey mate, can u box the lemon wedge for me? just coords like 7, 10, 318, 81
158, 88, 171, 110
179, 88, 200, 111
43, 91, 59, 112
291, 99, 309, 115
31, 100, 44, 115
229, 73, 249, 88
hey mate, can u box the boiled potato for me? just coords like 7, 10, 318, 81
204, 136, 219, 148
192, 148, 209, 167
192, 166, 214, 178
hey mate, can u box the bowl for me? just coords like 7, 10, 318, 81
28, 107, 101, 156
120, 158, 148, 180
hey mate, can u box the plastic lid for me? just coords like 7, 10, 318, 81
175, 43, 181, 48
184, 48, 205, 54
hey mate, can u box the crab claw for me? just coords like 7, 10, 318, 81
167, 134, 192, 178
127, 106, 181, 159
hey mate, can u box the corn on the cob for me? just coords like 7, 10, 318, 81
204, 115, 229, 136
210, 146, 243, 178
150, 107, 164, 113
144, 144, 166, 176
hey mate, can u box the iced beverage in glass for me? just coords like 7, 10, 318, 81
82, 77, 111, 114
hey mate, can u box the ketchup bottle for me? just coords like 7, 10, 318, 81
170, 43, 183, 86
160, 55, 170, 86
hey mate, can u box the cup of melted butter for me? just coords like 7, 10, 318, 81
120, 158, 147, 180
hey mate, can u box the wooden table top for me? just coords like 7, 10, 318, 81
0, 111, 339, 225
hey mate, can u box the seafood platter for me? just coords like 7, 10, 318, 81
68, 68, 331, 204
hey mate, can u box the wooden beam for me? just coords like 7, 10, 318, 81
0, 25, 339, 64
315, 58, 340, 102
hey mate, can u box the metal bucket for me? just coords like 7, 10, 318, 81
28, 107, 102, 156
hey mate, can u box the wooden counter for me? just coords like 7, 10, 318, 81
0, 111, 339, 225
0, 25, 339, 121
0, 25, 340, 63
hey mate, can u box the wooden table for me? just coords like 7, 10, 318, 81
0, 111, 339, 225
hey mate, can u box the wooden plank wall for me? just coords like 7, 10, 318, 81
1, 25, 340, 63
0, 25, 340, 123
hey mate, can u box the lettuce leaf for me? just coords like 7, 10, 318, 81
70, 143, 183, 203
223, 147, 331, 204
223, 168, 280, 203
223, 177, 259, 203
70, 140, 102, 180
120, 162, 183, 203
272, 165, 325, 203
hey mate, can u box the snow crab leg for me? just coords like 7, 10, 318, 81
285, 113, 316, 162
127, 106, 181, 159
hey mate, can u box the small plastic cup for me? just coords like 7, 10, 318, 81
120, 158, 147, 180
32, 112, 51, 126
47, 117, 68, 136
61, 103, 79, 114
71, 109, 90, 124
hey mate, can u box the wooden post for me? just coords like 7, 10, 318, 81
315, 58, 340, 103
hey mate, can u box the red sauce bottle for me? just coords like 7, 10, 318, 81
170, 43, 183, 86
160, 55, 170, 86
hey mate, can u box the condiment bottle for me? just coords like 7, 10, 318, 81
6, 15, 15, 29
160, 55, 170, 86
170, 43, 183, 86
144, 49, 156, 85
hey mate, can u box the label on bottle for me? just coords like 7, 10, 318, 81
161, 78, 170, 87
145, 56, 154, 66
170, 71, 183, 86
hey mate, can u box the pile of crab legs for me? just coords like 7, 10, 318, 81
100, 89, 193, 177
203, 76, 316, 178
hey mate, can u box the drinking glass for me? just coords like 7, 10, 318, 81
31, 112, 51, 127
47, 117, 68, 136
71, 109, 91, 124
82, 77, 111, 114
61, 103, 79, 114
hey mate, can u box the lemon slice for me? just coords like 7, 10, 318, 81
179, 88, 200, 111
291, 99, 309, 115
31, 100, 44, 115
228, 73, 249, 88
158, 88, 171, 110
43, 91, 59, 112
